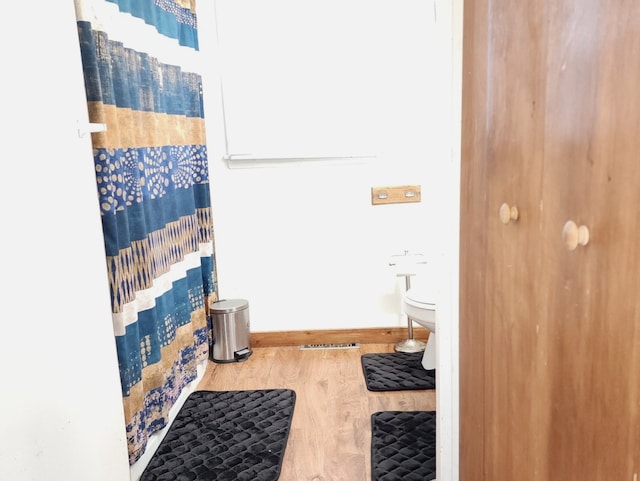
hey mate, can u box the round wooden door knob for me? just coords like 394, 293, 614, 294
562, 220, 590, 250
499, 203, 519, 224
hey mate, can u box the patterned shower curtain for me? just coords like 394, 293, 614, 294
74, 0, 216, 464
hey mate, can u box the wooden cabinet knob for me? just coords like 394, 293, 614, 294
562, 220, 590, 250
499, 203, 519, 224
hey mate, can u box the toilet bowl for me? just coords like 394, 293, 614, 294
403, 285, 437, 371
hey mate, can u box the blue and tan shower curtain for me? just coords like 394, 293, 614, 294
74, 0, 216, 464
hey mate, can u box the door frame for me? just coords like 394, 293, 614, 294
435, 1, 463, 480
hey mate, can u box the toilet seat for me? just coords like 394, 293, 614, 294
403, 288, 436, 330
405, 289, 436, 309
404, 285, 436, 317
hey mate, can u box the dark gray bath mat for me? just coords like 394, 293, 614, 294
361, 352, 436, 391
140, 388, 296, 481
371, 410, 436, 481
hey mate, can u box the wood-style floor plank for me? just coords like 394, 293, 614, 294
197, 343, 436, 481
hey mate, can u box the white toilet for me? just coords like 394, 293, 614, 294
388, 252, 438, 370
403, 281, 437, 371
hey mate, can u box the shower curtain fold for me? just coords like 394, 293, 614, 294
74, 0, 216, 464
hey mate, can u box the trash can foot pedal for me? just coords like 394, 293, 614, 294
234, 348, 252, 361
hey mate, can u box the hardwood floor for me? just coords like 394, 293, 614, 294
196, 342, 436, 481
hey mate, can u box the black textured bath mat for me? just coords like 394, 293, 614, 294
140, 388, 296, 481
361, 352, 435, 391
371, 410, 436, 481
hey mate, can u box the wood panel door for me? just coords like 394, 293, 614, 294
540, 1, 640, 479
460, 0, 640, 480
460, 0, 551, 479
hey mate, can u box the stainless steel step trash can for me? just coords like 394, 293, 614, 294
209, 298, 252, 363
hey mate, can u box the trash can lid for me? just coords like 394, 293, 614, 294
210, 298, 249, 314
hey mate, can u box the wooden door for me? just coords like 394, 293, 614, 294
461, 0, 553, 479
460, 0, 640, 480
540, 1, 640, 479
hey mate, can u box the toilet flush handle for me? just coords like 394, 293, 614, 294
499, 203, 519, 224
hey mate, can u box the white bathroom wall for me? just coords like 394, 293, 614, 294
0, 2, 130, 481
198, 1, 453, 333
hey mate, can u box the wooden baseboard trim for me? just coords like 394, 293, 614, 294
250, 327, 429, 348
